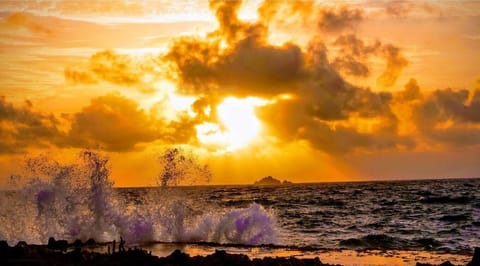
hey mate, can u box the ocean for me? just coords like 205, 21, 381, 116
1, 176, 479, 256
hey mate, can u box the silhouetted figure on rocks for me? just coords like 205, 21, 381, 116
119, 237, 125, 252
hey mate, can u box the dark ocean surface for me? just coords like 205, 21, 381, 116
1, 178, 479, 254
118, 178, 480, 252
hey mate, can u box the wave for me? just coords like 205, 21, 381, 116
0, 150, 277, 246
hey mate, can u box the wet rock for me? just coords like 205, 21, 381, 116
47, 237, 68, 251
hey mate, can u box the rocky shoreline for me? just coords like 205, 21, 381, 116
0, 239, 478, 266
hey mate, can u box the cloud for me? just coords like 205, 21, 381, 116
317, 5, 364, 33
4, 12, 53, 36
65, 50, 157, 93
66, 94, 160, 151
6, 0, 477, 157
257, 82, 412, 154
64, 68, 97, 84
384, 1, 443, 17
0, 1, 180, 18
385, 1, 416, 17
377, 44, 408, 88
396, 78, 422, 102
66, 94, 202, 151
0, 96, 63, 154
162, 0, 415, 154
165, 35, 304, 97
258, 2, 363, 33
413, 88, 480, 146
0, 94, 204, 153
332, 34, 408, 87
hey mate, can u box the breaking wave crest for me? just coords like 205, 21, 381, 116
0, 150, 277, 246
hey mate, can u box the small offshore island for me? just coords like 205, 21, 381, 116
254, 176, 293, 186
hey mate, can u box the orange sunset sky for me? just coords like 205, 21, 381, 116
0, 0, 479, 187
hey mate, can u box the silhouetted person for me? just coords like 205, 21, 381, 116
112, 240, 116, 253
119, 236, 125, 252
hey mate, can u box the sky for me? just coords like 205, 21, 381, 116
0, 0, 479, 187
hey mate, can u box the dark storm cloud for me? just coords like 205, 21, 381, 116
0, 96, 63, 154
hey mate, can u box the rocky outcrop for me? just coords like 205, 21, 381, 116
254, 176, 292, 186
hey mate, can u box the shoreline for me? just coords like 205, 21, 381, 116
1, 239, 478, 266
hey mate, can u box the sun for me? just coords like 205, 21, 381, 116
196, 97, 267, 151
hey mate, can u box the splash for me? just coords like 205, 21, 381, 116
158, 147, 212, 187
0, 150, 276, 246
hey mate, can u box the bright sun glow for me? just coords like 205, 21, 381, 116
196, 97, 268, 152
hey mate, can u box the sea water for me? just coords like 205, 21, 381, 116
0, 151, 478, 255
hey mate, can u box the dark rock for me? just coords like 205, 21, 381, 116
72, 239, 82, 247
47, 237, 68, 251
85, 238, 96, 246
0, 240, 8, 249
166, 249, 191, 264
439, 261, 455, 266
15, 241, 27, 248
0, 240, 9, 256
56, 240, 68, 251
254, 176, 282, 186
204, 249, 251, 266
467, 247, 480, 266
